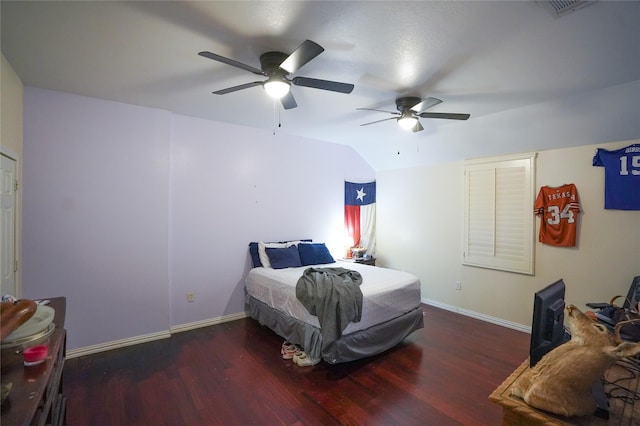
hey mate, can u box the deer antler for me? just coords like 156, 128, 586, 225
613, 321, 624, 344
613, 318, 640, 344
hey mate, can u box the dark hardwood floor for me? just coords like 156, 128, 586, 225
64, 304, 529, 425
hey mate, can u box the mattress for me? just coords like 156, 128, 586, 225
244, 260, 421, 335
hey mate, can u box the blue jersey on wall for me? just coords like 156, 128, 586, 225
592, 143, 640, 210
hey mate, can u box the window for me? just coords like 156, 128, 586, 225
463, 153, 536, 275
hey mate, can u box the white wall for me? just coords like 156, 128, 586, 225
0, 54, 23, 156
22, 87, 374, 351
377, 140, 640, 328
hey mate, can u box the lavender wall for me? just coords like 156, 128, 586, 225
169, 115, 374, 326
23, 88, 171, 350
22, 87, 374, 351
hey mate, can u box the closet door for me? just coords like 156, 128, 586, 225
1, 153, 18, 296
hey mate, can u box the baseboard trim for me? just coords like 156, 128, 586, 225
66, 312, 250, 359
169, 312, 249, 334
66, 330, 172, 359
422, 298, 531, 334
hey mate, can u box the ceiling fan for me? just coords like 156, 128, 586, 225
198, 40, 354, 110
358, 97, 470, 132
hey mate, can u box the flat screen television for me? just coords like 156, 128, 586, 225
529, 279, 566, 367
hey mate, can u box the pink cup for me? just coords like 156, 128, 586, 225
23, 345, 48, 366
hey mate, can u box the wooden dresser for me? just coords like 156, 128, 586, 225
490, 358, 639, 425
1, 297, 67, 426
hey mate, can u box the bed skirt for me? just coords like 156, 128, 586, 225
246, 294, 424, 364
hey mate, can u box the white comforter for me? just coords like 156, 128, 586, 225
245, 261, 421, 335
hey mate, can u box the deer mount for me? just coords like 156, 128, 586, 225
510, 304, 640, 417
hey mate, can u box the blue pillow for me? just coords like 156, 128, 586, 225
249, 242, 261, 267
298, 243, 335, 266
249, 239, 311, 267
266, 245, 302, 269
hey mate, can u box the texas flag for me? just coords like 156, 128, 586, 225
344, 181, 376, 254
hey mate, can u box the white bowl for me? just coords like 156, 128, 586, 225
4, 305, 55, 341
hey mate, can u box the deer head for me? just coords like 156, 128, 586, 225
510, 304, 640, 417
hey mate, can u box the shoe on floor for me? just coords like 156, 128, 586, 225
295, 353, 320, 367
281, 341, 295, 355
292, 350, 306, 364
282, 344, 300, 360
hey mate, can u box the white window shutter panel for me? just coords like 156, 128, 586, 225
466, 168, 495, 259
464, 154, 536, 275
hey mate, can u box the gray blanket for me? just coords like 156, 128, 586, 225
295, 267, 363, 348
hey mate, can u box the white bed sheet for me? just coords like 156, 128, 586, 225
245, 261, 422, 335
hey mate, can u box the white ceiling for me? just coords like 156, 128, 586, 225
2, 1, 639, 170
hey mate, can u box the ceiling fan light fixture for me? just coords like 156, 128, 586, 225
263, 79, 290, 99
398, 115, 418, 130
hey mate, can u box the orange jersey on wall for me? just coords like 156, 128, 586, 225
534, 184, 581, 247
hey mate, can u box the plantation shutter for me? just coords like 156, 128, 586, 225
463, 153, 536, 275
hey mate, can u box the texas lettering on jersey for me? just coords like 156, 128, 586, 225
534, 184, 581, 247
593, 143, 640, 210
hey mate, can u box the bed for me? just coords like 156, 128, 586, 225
245, 241, 424, 364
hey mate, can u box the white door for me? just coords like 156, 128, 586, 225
0, 153, 17, 297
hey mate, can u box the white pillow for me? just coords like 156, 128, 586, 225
258, 241, 287, 268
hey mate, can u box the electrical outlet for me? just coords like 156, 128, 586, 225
187, 292, 195, 302
455, 281, 462, 291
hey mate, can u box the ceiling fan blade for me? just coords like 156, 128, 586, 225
280, 91, 297, 110
279, 40, 324, 74
412, 120, 424, 133
292, 76, 354, 93
213, 81, 263, 95
410, 97, 443, 113
356, 107, 400, 115
360, 117, 398, 127
418, 112, 470, 120
198, 51, 265, 75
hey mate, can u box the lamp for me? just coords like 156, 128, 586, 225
397, 113, 418, 130
263, 79, 290, 99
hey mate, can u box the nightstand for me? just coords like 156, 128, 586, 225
355, 257, 376, 266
